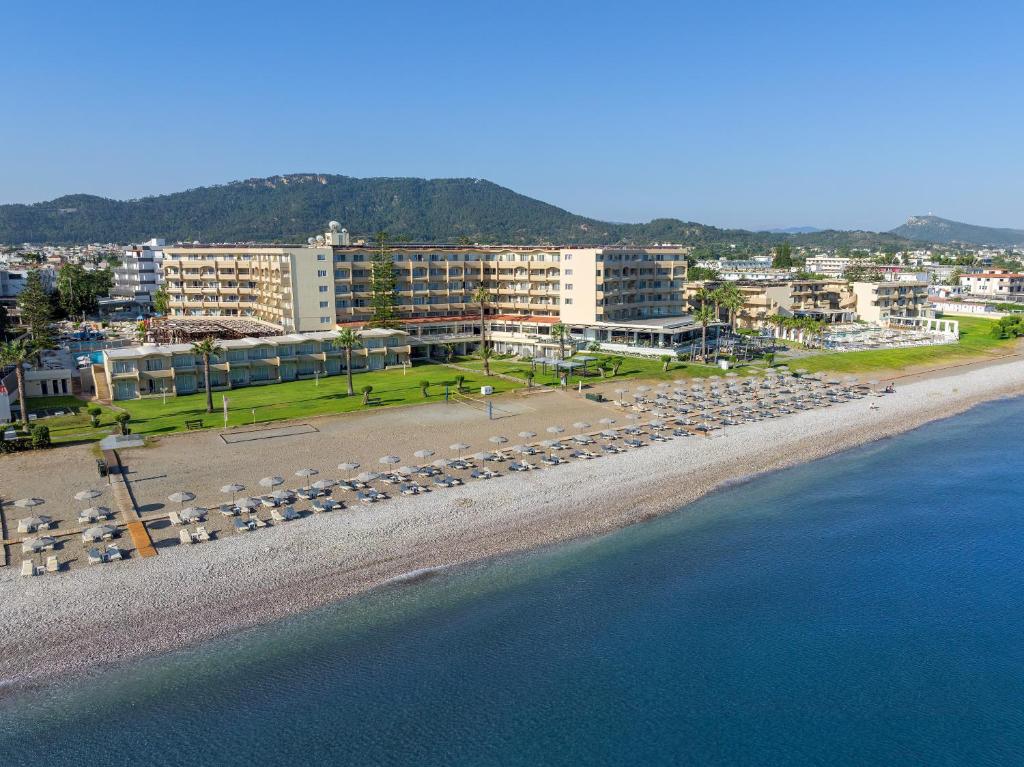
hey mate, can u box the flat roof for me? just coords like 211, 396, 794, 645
593, 315, 701, 330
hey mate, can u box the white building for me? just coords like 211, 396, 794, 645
112, 238, 165, 306
959, 270, 1024, 298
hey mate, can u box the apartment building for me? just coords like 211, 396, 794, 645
959, 270, 1024, 297
112, 238, 165, 306
850, 281, 932, 323
99, 328, 412, 401
683, 279, 856, 330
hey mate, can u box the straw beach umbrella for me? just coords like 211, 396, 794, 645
14, 497, 44, 509
74, 489, 102, 502
518, 431, 536, 439
337, 462, 360, 472
258, 476, 284, 489
294, 468, 319, 479
546, 425, 564, 435
449, 442, 470, 458
489, 435, 508, 446
220, 483, 245, 502
413, 449, 434, 460
572, 421, 591, 431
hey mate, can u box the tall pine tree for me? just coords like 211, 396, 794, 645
369, 231, 399, 328
16, 270, 56, 350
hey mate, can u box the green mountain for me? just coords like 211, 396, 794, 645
0, 173, 914, 249
890, 215, 1024, 248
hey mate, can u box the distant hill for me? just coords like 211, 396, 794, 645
891, 215, 1024, 247
0, 173, 916, 250
762, 226, 821, 234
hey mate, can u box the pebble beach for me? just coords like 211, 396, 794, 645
1, 357, 1022, 693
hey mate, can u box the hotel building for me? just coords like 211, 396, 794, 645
959, 270, 1024, 298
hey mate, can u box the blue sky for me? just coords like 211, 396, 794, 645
3, 0, 1023, 231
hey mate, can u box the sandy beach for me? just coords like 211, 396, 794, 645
1, 357, 1023, 693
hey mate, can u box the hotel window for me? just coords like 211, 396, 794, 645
564, 254, 572, 260
317, 269, 328, 277
564, 268, 573, 276
319, 285, 329, 293
564, 284, 573, 290
320, 301, 329, 308
317, 254, 326, 261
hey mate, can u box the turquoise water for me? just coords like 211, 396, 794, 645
3, 398, 1024, 765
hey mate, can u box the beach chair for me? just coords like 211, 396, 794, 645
196, 526, 211, 542
179, 529, 194, 545
106, 545, 123, 561
254, 517, 267, 528
21, 560, 35, 577
88, 547, 104, 565
168, 511, 183, 526
46, 556, 59, 573
233, 518, 250, 532
219, 504, 239, 517
271, 509, 285, 522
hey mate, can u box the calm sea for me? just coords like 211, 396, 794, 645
2, 398, 1023, 766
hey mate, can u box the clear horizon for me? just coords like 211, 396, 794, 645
3, 1, 1022, 232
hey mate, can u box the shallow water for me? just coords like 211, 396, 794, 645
2, 398, 1023, 765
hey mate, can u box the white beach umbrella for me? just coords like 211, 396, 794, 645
488, 435, 509, 445
180, 507, 205, 523
14, 497, 44, 508
258, 476, 284, 488
473, 451, 496, 462
449, 442, 470, 457
546, 425, 564, 435
220, 483, 245, 498
81, 506, 111, 520
236, 497, 260, 510
74, 489, 102, 502
601, 429, 618, 438
518, 431, 536, 439
83, 525, 116, 541
294, 468, 319, 479
432, 458, 452, 468
355, 471, 381, 484
572, 421, 591, 430
22, 536, 56, 553
397, 466, 417, 476
269, 490, 292, 502
311, 479, 336, 491
512, 444, 532, 455
598, 417, 616, 426
167, 491, 196, 506
378, 455, 401, 466
337, 462, 360, 472
413, 449, 434, 460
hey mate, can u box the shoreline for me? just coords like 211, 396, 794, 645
2, 358, 1023, 696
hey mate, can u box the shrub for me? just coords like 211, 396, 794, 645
115, 412, 132, 435
31, 425, 51, 449
88, 406, 102, 427
525, 371, 535, 387
454, 374, 465, 392
361, 385, 374, 405
419, 379, 431, 397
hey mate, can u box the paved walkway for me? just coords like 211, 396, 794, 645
103, 449, 157, 558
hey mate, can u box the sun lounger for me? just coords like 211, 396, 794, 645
106, 545, 123, 561
46, 555, 59, 573
234, 518, 252, 532
254, 516, 267, 528
179, 529, 194, 545
168, 511, 183, 525
196, 526, 211, 542
271, 509, 286, 522
219, 504, 239, 516
88, 547, 104, 565
21, 560, 35, 577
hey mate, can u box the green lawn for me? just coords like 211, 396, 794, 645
789, 316, 1016, 375
115, 365, 523, 437
18, 396, 119, 445
452, 355, 745, 386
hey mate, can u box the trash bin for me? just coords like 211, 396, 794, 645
480, 385, 494, 395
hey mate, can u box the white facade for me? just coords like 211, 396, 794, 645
960, 271, 1024, 297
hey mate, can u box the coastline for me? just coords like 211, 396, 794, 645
2, 358, 1023, 695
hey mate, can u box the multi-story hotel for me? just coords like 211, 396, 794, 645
160, 224, 696, 354
850, 280, 932, 323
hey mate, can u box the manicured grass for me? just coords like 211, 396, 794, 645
452, 355, 747, 386
114, 365, 523, 437
790, 316, 1016, 375
19, 396, 119, 444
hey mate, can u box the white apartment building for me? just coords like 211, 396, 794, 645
850, 281, 932, 323
959, 270, 1024, 298
112, 238, 165, 306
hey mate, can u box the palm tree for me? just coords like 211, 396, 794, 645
473, 286, 492, 348
716, 282, 744, 327
694, 306, 715, 361
0, 339, 33, 430
479, 346, 494, 376
333, 327, 363, 396
190, 336, 224, 414
550, 322, 568, 360
694, 286, 714, 312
